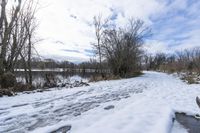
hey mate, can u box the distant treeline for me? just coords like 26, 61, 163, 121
15, 58, 110, 72
143, 47, 200, 73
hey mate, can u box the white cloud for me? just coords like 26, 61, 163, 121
172, 29, 200, 51
144, 40, 171, 54
34, 0, 200, 62
147, 0, 200, 54
35, 0, 164, 62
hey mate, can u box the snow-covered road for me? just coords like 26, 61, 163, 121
0, 71, 200, 133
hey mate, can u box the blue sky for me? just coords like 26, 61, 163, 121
35, 0, 200, 62
145, 0, 200, 53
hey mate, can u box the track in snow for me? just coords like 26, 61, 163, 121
1, 71, 199, 133
0, 75, 148, 133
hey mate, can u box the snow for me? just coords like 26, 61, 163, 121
17, 74, 88, 88
0, 71, 200, 133
171, 121, 188, 133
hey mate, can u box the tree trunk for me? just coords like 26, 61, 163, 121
27, 37, 32, 86
19, 53, 28, 84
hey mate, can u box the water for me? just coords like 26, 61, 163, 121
175, 112, 200, 133
14, 70, 99, 88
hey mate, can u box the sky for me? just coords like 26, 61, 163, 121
35, 0, 200, 63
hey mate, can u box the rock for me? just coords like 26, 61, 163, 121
50, 125, 71, 133
58, 81, 89, 89
72, 81, 89, 88
42, 79, 89, 90
80, 81, 89, 86
104, 105, 115, 110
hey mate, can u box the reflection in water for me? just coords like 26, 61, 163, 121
14, 71, 98, 87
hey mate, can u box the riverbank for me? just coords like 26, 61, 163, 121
0, 71, 200, 133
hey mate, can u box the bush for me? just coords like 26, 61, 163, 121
89, 72, 143, 82
186, 77, 196, 84
13, 83, 32, 92
0, 89, 15, 97
89, 74, 120, 82
181, 74, 198, 84
128, 72, 143, 78
0, 72, 16, 88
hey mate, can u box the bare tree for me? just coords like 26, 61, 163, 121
101, 19, 150, 77
24, 0, 38, 85
0, 0, 39, 87
191, 47, 200, 73
92, 14, 108, 76
0, 0, 22, 75
145, 47, 200, 74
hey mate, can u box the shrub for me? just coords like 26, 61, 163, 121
89, 74, 121, 82
13, 83, 32, 92
0, 72, 16, 88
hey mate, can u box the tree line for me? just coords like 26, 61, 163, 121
143, 47, 200, 74
15, 57, 109, 72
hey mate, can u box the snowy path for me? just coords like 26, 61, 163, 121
0, 71, 200, 133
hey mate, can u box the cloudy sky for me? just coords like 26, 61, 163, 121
35, 0, 200, 63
